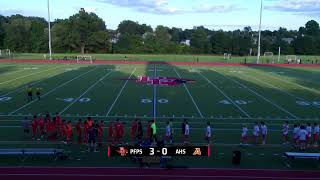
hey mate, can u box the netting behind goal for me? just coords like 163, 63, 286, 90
223, 53, 232, 60
76, 55, 93, 63
286, 55, 299, 64
263, 52, 275, 63
0, 49, 11, 58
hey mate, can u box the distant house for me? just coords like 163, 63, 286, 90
281, 38, 294, 44
180, 39, 191, 46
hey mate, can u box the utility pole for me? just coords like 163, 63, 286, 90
47, 0, 52, 60
257, 0, 263, 64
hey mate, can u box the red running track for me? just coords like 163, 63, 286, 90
1, 59, 320, 67
0, 167, 319, 180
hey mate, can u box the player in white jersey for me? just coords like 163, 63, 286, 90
252, 122, 260, 144
298, 125, 307, 150
313, 123, 319, 145
184, 121, 190, 143
306, 123, 312, 145
293, 124, 299, 145
240, 125, 248, 145
205, 122, 212, 144
282, 121, 289, 145
165, 121, 172, 144
260, 122, 268, 145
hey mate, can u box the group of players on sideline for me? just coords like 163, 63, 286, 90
21, 113, 320, 151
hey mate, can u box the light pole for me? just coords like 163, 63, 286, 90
257, 0, 263, 64
47, 0, 52, 60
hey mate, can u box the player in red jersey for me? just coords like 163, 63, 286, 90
55, 113, 62, 136
98, 121, 104, 147
130, 119, 138, 143
114, 119, 123, 144
60, 120, 66, 142
31, 115, 38, 140
65, 121, 73, 144
88, 117, 93, 127
76, 119, 82, 145
108, 121, 114, 143
83, 120, 89, 145
38, 116, 45, 139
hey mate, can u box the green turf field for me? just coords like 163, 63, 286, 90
0, 62, 319, 169
6, 53, 320, 64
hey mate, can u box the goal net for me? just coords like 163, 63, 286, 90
0, 49, 11, 58
286, 55, 299, 64
76, 55, 93, 63
224, 53, 232, 60
264, 52, 274, 63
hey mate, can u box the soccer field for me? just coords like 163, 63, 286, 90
0, 61, 319, 169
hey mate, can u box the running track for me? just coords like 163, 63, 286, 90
0, 167, 320, 180
1, 59, 320, 67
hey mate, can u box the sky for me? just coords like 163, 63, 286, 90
0, 0, 319, 31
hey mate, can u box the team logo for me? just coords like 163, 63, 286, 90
117, 147, 128, 157
193, 148, 202, 156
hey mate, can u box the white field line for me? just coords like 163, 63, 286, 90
198, 71, 251, 118
0, 66, 59, 85
242, 73, 306, 101
211, 69, 298, 119
0, 66, 67, 98
105, 68, 137, 117
0, 125, 284, 132
173, 68, 204, 118
59, 71, 113, 115
8, 67, 98, 115
254, 70, 320, 95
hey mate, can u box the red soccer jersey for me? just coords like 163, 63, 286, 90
76, 122, 81, 136
55, 116, 62, 128
38, 118, 45, 130
131, 122, 138, 136
115, 123, 122, 137
108, 122, 113, 138
146, 124, 152, 138
98, 123, 103, 137
32, 119, 38, 129
66, 124, 73, 137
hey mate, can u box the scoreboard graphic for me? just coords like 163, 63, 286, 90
108, 146, 210, 157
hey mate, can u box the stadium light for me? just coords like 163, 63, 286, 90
257, 0, 263, 64
47, 0, 52, 60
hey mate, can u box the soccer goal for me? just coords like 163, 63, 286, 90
224, 53, 232, 60
286, 55, 299, 64
0, 49, 11, 58
264, 52, 274, 64
76, 55, 93, 63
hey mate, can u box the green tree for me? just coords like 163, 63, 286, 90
190, 26, 211, 53
154, 25, 171, 53
68, 9, 106, 53
305, 20, 319, 36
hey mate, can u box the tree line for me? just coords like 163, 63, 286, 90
0, 9, 319, 56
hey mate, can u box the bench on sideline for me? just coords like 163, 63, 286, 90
284, 152, 320, 167
0, 148, 68, 161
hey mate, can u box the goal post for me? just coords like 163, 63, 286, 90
76, 55, 93, 63
224, 53, 232, 60
0, 49, 11, 58
263, 52, 275, 64
286, 55, 299, 64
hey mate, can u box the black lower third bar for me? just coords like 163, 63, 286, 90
108, 146, 210, 157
